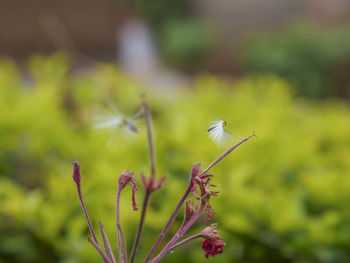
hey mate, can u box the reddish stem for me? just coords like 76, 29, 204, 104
76, 183, 99, 244
169, 233, 202, 251
143, 181, 193, 263
130, 190, 151, 263
116, 186, 127, 263
151, 201, 206, 263
199, 134, 255, 176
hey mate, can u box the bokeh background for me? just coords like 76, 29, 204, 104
1, 0, 350, 262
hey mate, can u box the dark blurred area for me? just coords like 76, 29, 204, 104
2, 0, 350, 97
0, 0, 127, 58
1, 1, 349, 62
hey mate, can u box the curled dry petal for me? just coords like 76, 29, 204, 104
118, 171, 138, 211
201, 179, 219, 203
190, 163, 202, 180
201, 239, 225, 258
184, 200, 198, 224
205, 205, 215, 225
190, 163, 213, 200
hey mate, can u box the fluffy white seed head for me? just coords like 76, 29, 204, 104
93, 108, 138, 144
208, 120, 232, 146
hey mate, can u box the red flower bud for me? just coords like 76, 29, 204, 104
72, 161, 81, 184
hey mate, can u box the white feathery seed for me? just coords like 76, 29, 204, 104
93, 108, 138, 143
207, 120, 232, 146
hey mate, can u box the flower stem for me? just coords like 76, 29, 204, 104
130, 190, 151, 263
98, 222, 116, 263
143, 99, 156, 178
151, 201, 206, 263
88, 237, 111, 263
143, 181, 193, 263
169, 233, 202, 251
116, 186, 127, 263
199, 134, 255, 176
76, 183, 99, 244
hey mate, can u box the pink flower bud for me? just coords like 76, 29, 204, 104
72, 161, 81, 184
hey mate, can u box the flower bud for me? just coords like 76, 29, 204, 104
72, 161, 81, 184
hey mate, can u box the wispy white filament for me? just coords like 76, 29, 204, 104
94, 116, 124, 130
208, 120, 232, 146
93, 108, 138, 144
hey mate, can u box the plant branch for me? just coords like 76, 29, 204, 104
76, 183, 99, 244
130, 190, 151, 263
169, 233, 202, 251
118, 224, 128, 263
116, 186, 127, 263
143, 181, 193, 263
199, 134, 255, 176
150, 201, 206, 263
98, 222, 116, 263
88, 237, 112, 263
143, 99, 156, 178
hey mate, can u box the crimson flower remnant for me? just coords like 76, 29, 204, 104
71, 97, 255, 263
201, 224, 226, 258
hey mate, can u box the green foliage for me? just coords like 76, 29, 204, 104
241, 22, 350, 99
1, 54, 350, 263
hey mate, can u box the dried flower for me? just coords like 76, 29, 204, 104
190, 163, 213, 200
141, 173, 166, 193
190, 164, 219, 225
184, 200, 198, 224
201, 223, 226, 258
205, 205, 215, 225
208, 120, 232, 146
118, 171, 138, 211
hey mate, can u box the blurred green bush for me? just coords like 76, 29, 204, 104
0, 54, 350, 263
241, 22, 350, 99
